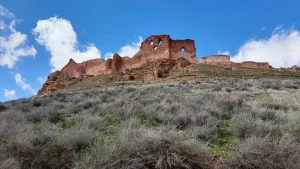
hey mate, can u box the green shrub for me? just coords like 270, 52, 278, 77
211, 120, 235, 157
58, 118, 75, 129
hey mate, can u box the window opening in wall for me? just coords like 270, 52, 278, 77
181, 47, 185, 52
150, 40, 153, 45
154, 46, 158, 50
158, 40, 162, 45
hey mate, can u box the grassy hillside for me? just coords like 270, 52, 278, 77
55, 64, 300, 94
1, 78, 300, 169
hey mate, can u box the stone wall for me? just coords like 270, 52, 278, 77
83, 59, 107, 75
278, 65, 298, 72
199, 55, 272, 70
61, 59, 85, 78
199, 55, 231, 63
240, 61, 270, 69
201, 62, 236, 67
138, 35, 171, 62
170, 39, 197, 63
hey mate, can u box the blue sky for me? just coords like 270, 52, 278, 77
1, 0, 300, 101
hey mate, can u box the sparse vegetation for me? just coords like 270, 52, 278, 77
1, 78, 300, 168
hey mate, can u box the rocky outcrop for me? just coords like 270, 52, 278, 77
111, 58, 191, 82
38, 71, 69, 95
38, 58, 191, 95
279, 65, 298, 72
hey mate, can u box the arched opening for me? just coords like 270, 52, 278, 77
181, 47, 185, 52
150, 40, 153, 45
154, 46, 158, 50
158, 40, 162, 45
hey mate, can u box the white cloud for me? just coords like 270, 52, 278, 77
15, 73, 37, 95
0, 20, 6, 29
105, 36, 143, 60
217, 50, 230, 55
0, 5, 15, 19
0, 5, 37, 68
232, 26, 300, 68
33, 17, 101, 71
37, 76, 46, 85
3, 89, 15, 99
104, 52, 114, 60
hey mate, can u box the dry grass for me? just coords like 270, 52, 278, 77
1, 78, 300, 168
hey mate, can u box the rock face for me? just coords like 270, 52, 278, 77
60, 35, 197, 78
38, 71, 69, 95
111, 58, 192, 82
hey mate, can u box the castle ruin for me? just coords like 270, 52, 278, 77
38, 34, 300, 95
61, 35, 197, 78
59, 34, 277, 78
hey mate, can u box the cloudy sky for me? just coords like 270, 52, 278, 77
1, 0, 300, 101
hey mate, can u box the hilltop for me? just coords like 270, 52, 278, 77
1, 34, 300, 169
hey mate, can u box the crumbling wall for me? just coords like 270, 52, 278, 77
170, 39, 197, 63
138, 35, 171, 63
61, 58, 108, 78
278, 65, 298, 72
199, 55, 230, 63
106, 54, 123, 72
60, 34, 275, 79
199, 55, 271, 70
124, 34, 197, 65
61, 59, 85, 78
83, 59, 106, 75
120, 56, 142, 71
240, 61, 270, 69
